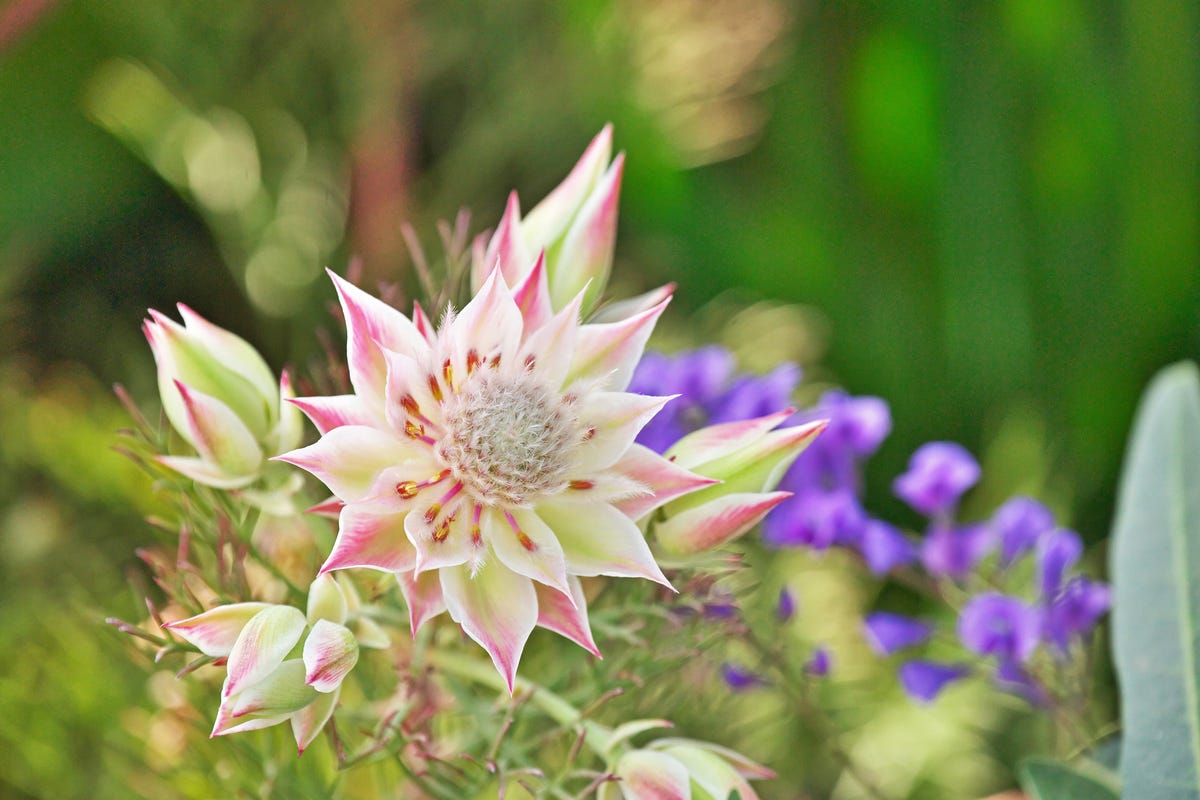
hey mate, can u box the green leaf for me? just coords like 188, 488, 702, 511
1111, 361, 1200, 799
1019, 758, 1119, 800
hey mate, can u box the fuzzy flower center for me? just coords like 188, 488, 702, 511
436, 371, 580, 506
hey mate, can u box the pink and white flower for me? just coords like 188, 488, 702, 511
600, 729, 776, 800
144, 304, 302, 489
163, 575, 384, 753
279, 266, 715, 690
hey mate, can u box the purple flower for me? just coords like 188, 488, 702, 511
630, 347, 800, 454
785, 391, 892, 490
920, 523, 993, 581
776, 587, 796, 622
858, 519, 917, 575
1036, 528, 1084, 600
991, 496, 1055, 567
721, 662, 766, 691
806, 646, 832, 677
893, 442, 981, 516
762, 488, 867, 550
957, 593, 1043, 664
898, 660, 970, 703
1044, 577, 1111, 652
863, 613, 933, 655
993, 661, 1049, 707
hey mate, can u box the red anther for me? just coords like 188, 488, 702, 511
404, 420, 425, 439
432, 517, 452, 542
517, 530, 537, 551
396, 481, 419, 499
583, 427, 596, 441
569, 480, 594, 490
466, 349, 482, 375
401, 394, 421, 416
523, 354, 536, 371
428, 374, 444, 402
471, 525, 483, 547
442, 358, 454, 388
488, 354, 501, 369
424, 503, 442, 524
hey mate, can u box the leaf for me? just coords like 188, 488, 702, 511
1018, 758, 1119, 800
1111, 361, 1200, 799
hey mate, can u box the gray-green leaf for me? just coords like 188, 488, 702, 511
1019, 758, 1119, 800
1112, 361, 1200, 799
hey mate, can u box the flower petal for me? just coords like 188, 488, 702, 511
451, 268, 524, 369
522, 125, 613, 251
225, 659, 317, 719
287, 394, 379, 434
615, 749, 693, 800
274, 372, 305, 454
328, 269, 429, 416
566, 297, 670, 392
590, 284, 675, 324
322, 505, 418, 575
654, 492, 791, 555
551, 153, 623, 312
440, 561, 538, 693
648, 739, 777, 781
276, 425, 421, 502
573, 392, 675, 473
664, 409, 796, 471
535, 575, 600, 657
173, 380, 264, 479
405, 498, 472, 574
511, 251, 554, 335
487, 507, 571, 597
658, 744, 760, 800
519, 289, 584, 390
538, 501, 671, 588
306, 574, 348, 625
291, 685, 339, 754
224, 605, 308, 700
164, 602, 275, 658
157, 455, 257, 489
396, 569, 446, 636
175, 303, 278, 418
303, 619, 359, 692
474, 191, 532, 292
610, 444, 718, 521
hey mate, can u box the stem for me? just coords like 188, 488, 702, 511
424, 650, 614, 755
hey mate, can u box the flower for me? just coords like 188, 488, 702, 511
863, 612, 934, 656
893, 442, 981, 516
144, 304, 302, 488
776, 587, 796, 622
857, 519, 917, 575
163, 575, 381, 753
281, 268, 715, 690
602, 737, 776, 800
920, 523, 993, 581
471, 125, 624, 313
763, 487, 866, 550
721, 662, 766, 691
990, 496, 1055, 566
898, 660, 970, 704
652, 410, 826, 555
805, 645, 832, 677
1044, 576, 1110, 652
957, 593, 1042, 664
1035, 528, 1083, 599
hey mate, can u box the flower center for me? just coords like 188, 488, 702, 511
436, 371, 579, 506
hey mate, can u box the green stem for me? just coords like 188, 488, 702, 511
424, 650, 614, 755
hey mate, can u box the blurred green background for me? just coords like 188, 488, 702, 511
0, 0, 1195, 797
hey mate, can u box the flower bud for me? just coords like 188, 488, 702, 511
651, 411, 827, 555
144, 304, 300, 488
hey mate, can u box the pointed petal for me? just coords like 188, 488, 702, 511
276, 425, 421, 502
224, 605, 308, 700
305, 574, 348, 625
405, 499, 472, 573
664, 409, 796, 470
176, 303, 278, 414
157, 455, 256, 489
292, 685, 339, 755
173, 380, 264, 478
211, 710, 291, 737
566, 297, 670, 392
274, 372, 305, 454
440, 562, 538, 693
306, 496, 345, 518
656, 745, 760, 800
606, 719, 674, 754
226, 659, 318, 718
522, 125, 613, 251
411, 300, 436, 343
615, 750, 693, 800
164, 602, 275, 658
676, 420, 827, 502
611, 444, 719, 521
573, 392, 675, 473
383, 347, 445, 436
476, 191, 533, 290
396, 569, 447, 636
590, 284, 675, 324
303, 620, 359, 692
655, 492, 791, 555
287, 394, 379, 435
451, 268, 523, 369
650, 740, 777, 781
511, 251, 553, 334
535, 575, 600, 657
538, 501, 671, 588
487, 507, 571, 596
551, 153, 623, 312
322, 505, 418, 575
328, 269, 428, 415
519, 289, 584, 390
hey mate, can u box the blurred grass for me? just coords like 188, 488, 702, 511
0, 0, 1191, 797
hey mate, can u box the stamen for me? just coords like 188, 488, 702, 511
442, 358, 455, 391
583, 427, 596, 441
400, 394, 421, 416
488, 354, 501, 369
427, 374, 443, 403
523, 354, 536, 371
432, 514, 454, 542
439, 482, 464, 506
466, 349, 482, 375
568, 480, 594, 490
504, 510, 537, 552
395, 470, 451, 499
424, 503, 442, 524
470, 503, 483, 547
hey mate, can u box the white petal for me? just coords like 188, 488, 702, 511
439, 561, 538, 693
487, 507, 571, 596
537, 501, 670, 588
